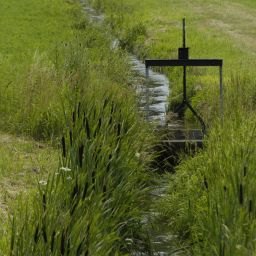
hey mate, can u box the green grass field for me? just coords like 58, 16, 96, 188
0, 0, 78, 137
92, 0, 256, 123
1, 0, 256, 255
0, 132, 58, 249
0, 0, 73, 252
0, 0, 156, 255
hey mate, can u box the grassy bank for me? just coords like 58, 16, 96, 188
90, 0, 256, 124
87, 0, 256, 254
160, 113, 256, 255
3, 0, 256, 254
0, 0, 79, 138
0, 133, 58, 251
6, 84, 152, 255
0, 0, 155, 255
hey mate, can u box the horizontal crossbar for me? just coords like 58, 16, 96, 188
145, 59, 223, 67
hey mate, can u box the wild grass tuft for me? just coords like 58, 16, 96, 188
160, 112, 256, 255
0, 1, 155, 254
7, 83, 152, 255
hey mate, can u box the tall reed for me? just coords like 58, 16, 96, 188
160, 111, 256, 255
3, 7, 155, 254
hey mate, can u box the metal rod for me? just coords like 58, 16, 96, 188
145, 67, 150, 121
183, 18, 187, 101
145, 59, 223, 67
183, 18, 186, 48
220, 65, 224, 124
144, 17, 223, 131
186, 102, 206, 134
146, 66, 149, 79
183, 66, 187, 101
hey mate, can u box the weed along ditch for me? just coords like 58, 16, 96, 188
81, 1, 221, 255
81, 2, 182, 255
2, 0, 256, 255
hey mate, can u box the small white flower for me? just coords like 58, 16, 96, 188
39, 180, 47, 186
55, 172, 59, 176
60, 167, 71, 172
125, 238, 133, 245
135, 152, 140, 158
66, 176, 72, 181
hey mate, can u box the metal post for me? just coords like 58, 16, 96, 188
183, 18, 186, 48
145, 67, 150, 120
183, 18, 187, 102
145, 18, 223, 132
146, 66, 149, 79
219, 65, 224, 124
183, 66, 187, 101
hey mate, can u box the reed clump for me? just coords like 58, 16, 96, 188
0, 3, 154, 255
160, 112, 256, 255
7, 84, 152, 255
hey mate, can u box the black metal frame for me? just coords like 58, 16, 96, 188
145, 59, 223, 67
145, 18, 223, 134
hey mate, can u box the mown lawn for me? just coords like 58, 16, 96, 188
0, 0, 76, 86
0, 0, 79, 134
0, 0, 73, 54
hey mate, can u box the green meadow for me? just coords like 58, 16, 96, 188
1, 0, 256, 255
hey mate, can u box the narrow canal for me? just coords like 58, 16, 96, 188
82, 2, 170, 125
81, 2, 187, 255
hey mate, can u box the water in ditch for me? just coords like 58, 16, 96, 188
81, 2, 186, 255
81, 3, 170, 126
129, 55, 169, 126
